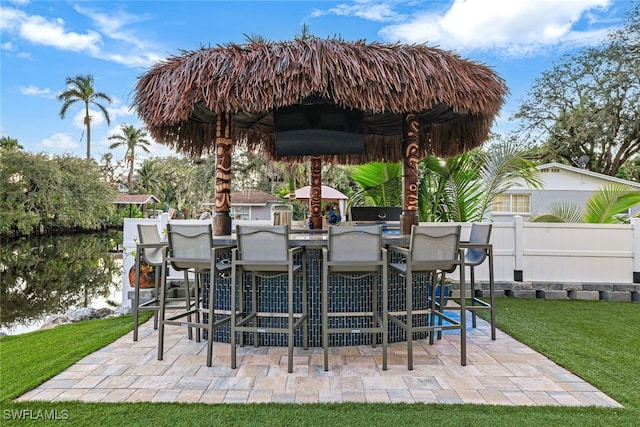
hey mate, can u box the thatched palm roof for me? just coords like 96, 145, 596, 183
134, 37, 508, 163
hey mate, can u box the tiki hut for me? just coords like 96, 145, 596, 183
134, 37, 508, 234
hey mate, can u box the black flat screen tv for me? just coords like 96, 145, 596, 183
274, 104, 364, 157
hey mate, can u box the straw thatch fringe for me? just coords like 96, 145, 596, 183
134, 37, 507, 162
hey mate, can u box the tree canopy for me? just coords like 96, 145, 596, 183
0, 149, 117, 237
513, 4, 639, 178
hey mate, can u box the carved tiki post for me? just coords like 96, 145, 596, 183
309, 156, 323, 230
401, 113, 419, 235
214, 113, 233, 236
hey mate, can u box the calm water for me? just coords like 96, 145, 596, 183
0, 231, 124, 335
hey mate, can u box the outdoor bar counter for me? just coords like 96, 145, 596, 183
211, 229, 409, 247
206, 231, 442, 348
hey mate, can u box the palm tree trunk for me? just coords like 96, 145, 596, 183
128, 156, 134, 194
84, 102, 91, 160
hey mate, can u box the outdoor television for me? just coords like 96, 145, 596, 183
274, 104, 364, 157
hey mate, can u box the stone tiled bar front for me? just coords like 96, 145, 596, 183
206, 232, 438, 347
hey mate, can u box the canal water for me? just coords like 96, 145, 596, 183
0, 231, 124, 336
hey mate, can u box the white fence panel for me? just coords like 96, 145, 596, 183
488, 222, 516, 282
521, 223, 632, 283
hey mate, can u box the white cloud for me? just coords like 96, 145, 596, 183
0, 5, 163, 68
18, 11, 103, 53
74, 5, 147, 49
0, 6, 24, 32
318, 0, 616, 57
2, 38, 32, 59
19, 84, 53, 98
73, 5, 164, 68
311, 0, 404, 22
72, 108, 108, 129
98, 51, 164, 68
41, 133, 79, 151
61, 98, 135, 131
107, 104, 136, 123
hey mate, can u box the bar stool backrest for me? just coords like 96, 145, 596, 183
166, 223, 213, 271
465, 223, 492, 266
327, 225, 382, 262
236, 225, 289, 263
409, 225, 461, 271
137, 224, 165, 266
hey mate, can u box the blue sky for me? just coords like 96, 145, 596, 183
1, 0, 635, 161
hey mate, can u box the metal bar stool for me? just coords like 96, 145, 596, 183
132, 224, 167, 341
230, 225, 308, 373
438, 223, 495, 340
388, 224, 466, 370
322, 225, 388, 371
157, 223, 232, 366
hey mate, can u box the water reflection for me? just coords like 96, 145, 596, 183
0, 232, 123, 335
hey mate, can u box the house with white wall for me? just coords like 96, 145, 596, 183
489, 162, 640, 222
228, 189, 284, 220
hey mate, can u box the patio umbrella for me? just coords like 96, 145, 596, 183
134, 36, 508, 234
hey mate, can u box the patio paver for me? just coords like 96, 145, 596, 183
17, 316, 622, 407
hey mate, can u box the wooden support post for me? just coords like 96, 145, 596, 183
309, 156, 322, 230
401, 113, 419, 235
214, 112, 233, 236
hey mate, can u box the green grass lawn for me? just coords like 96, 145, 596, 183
1, 300, 638, 426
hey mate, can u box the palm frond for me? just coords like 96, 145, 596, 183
349, 162, 402, 207
478, 141, 542, 218
584, 184, 640, 223
531, 202, 583, 223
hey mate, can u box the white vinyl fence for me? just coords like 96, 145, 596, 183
121, 216, 640, 307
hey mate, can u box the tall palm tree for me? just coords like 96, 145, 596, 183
108, 124, 151, 193
58, 74, 112, 160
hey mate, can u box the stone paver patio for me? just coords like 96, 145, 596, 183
17, 316, 621, 406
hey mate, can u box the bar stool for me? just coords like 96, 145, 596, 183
388, 225, 466, 370
230, 225, 308, 373
132, 224, 167, 341
437, 223, 495, 339
322, 225, 387, 371
157, 223, 232, 366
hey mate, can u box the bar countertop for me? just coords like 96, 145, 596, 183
212, 232, 411, 247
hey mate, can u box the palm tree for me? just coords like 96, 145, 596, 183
108, 124, 151, 193
349, 140, 542, 222
348, 162, 403, 208
531, 184, 640, 223
418, 152, 485, 222
137, 159, 162, 195
58, 74, 112, 160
